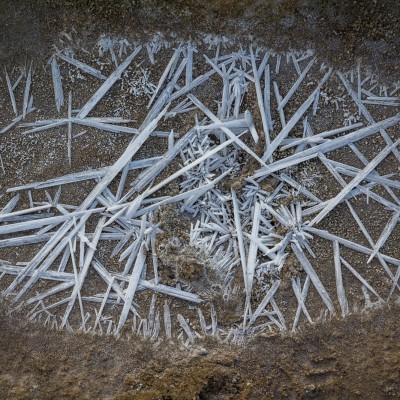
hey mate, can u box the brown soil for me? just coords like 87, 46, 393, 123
1, 0, 400, 77
1, 300, 400, 399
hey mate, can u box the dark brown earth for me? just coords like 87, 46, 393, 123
1, 0, 400, 76
1, 1, 400, 399
1, 300, 400, 399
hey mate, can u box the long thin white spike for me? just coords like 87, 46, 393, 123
333, 241, 348, 317
291, 243, 334, 313
115, 242, 147, 334
309, 138, 400, 226
77, 46, 141, 119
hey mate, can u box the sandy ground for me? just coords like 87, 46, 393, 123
1, 1, 400, 399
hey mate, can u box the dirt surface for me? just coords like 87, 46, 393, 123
1, 1, 400, 399
0, 300, 400, 399
1, 0, 400, 77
